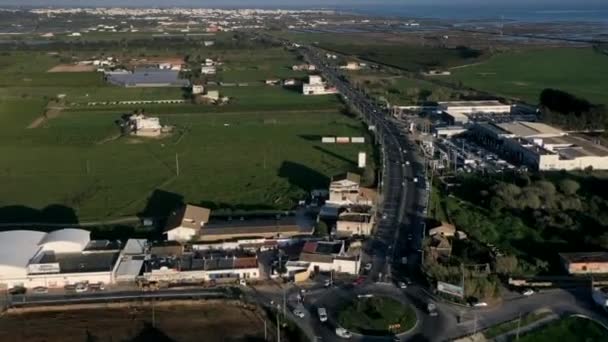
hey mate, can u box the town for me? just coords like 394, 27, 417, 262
1, 2, 608, 342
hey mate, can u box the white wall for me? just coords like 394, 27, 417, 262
167, 227, 196, 242
2, 272, 113, 289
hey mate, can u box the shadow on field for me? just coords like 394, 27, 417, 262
313, 146, 357, 166
139, 190, 184, 237
130, 322, 175, 342
0, 204, 78, 227
278, 161, 329, 192
298, 134, 322, 141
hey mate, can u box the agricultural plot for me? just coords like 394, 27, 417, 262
449, 47, 608, 105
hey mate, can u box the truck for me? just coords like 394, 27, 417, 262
317, 307, 328, 322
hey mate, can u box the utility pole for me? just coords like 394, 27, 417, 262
276, 311, 281, 342
516, 311, 522, 340
152, 298, 156, 328
175, 153, 180, 176
283, 287, 286, 316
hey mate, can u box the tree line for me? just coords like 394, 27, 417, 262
539, 88, 608, 130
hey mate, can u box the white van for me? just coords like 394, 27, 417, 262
317, 307, 328, 322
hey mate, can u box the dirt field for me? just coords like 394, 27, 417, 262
0, 301, 267, 342
48, 64, 97, 72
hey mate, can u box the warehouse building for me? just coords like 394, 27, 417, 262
472, 121, 608, 171
0, 229, 123, 289
106, 68, 190, 88
439, 100, 511, 125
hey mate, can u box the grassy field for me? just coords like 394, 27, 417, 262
449, 47, 608, 105
518, 316, 608, 342
0, 44, 374, 223
483, 312, 552, 339
338, 297, 416, 336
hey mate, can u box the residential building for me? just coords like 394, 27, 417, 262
126, 114, 162, 137
201, 66, 217, 75
326, 172, 372, 206
302, 75, 338, 96
340, 62, 363, 70
192, 84, 205, 95
336, 208, 374, 237
288, 240, 360, 275
560, 252, 608, 275
164, 204, 211, 242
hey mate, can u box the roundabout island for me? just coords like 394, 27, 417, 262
337, 296, 417, 336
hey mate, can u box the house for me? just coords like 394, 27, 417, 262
336, 208, 374, 237
201, 66, 216, 75
294, 240, 360, 275
302, 75, 338, 96
429, 222, 456, 237
164, 205, 211, 242
192, 84, 205, 95
340, 62, 363, 71
327, 172, 361, 206
559, 252, 608, 275
292, 64, 316, 71
204, 58, 215, 66
126, 114, 163, 137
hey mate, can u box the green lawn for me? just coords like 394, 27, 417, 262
483, 312, 552, 339
518, 316, 608, 342
338, 297, 416, 336
449, 47, 608, 105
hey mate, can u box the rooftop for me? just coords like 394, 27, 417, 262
496, 121, 565, 138
560, 252, 608, 264
165, 204, 211, 232
439, 100, 507, 108
331, 172, 361, 184
200, 215, 307, 238
33, 251, 119, 274
107, 68, 190, 87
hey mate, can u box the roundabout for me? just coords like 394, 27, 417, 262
337, 295, 417, 336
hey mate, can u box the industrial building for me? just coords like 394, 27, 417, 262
197, 215, 313, 242
472, 121, 608, 171
0, 229, 145, 289
106, 68, 190, 87
439, 100, 512, 125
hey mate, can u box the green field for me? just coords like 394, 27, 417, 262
449, 47, 608, 105
0, 46, 374, 223
518, 316, 608, 342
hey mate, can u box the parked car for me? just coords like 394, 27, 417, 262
473, 301, 488, 307
364, 263, 372, 271
32, 286, 48, 294
357, 293, 374, 298
293, 309, 306, 318
8, 286, 26, 295
522, 289, 535, 296
324, 279, 332, 288
398, 282, 407, 289
335, 327, 352, 339
75, 283, 88, 293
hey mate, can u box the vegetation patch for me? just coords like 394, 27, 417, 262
338, 296, 416, 336
518, 316, 608, 342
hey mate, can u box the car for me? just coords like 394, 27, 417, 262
293, 309, 306, 318
75, 283, 88, 293
32, 286, 48, 294
317, 307, 328, 322
239, 279, 247, 286
522, 289, 535, 296
404, 277, 412, 285
473, 302, 488, 307
324, 279, 332, 287
405, 161, 410, 165
407, 233, 413, 240
335, 327, 352, 339
364, 263, 372, 271
357, 293, 374, 298
398, 282, 407, 289
413, 177, 418, 183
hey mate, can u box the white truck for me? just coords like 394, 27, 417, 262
318, 307, 328, 322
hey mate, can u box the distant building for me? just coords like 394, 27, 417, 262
292, 64, 316, 71
106, 68, 190, 88
204, 40, 215, 47
439, 100, 511, 125
164, 205, 211, 242
327, 172, 364, 206
195, 215, 312, 242
288, 240, 360, 275
560, 252, 608, 275
201, 66, 216, 75
340, 62, 363, 71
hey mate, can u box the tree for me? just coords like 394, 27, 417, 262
559, 179, 580, 196
315, 221, 329, 237
495, 255, 519, 275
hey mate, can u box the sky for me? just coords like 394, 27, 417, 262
0, 0, 606, 8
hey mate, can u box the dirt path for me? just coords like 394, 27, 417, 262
27, 105, 65, 129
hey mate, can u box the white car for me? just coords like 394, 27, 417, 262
318, 307, 328, 322
522, 289, 535, 296
473, 302, 488, 307
398, 282, 407, 289
335, 327, 352, 339
293, 309, 306, 318
364, 263, 372, 271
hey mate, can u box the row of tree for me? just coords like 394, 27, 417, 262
539, 88, 608, 130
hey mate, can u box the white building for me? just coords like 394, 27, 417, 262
473, 121, 608, 171
0, 229, 123, 289
302, 75, 338, 96
327, 172, 365, 206
201, 66, 216, 75
127, 114, 162, 137
289, 240, 360, 275
340, 62, 363, 71
439, 101, 512, 125
336, 210, 374, 237
192, 84, 205, 95
164, 204, 211, 242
